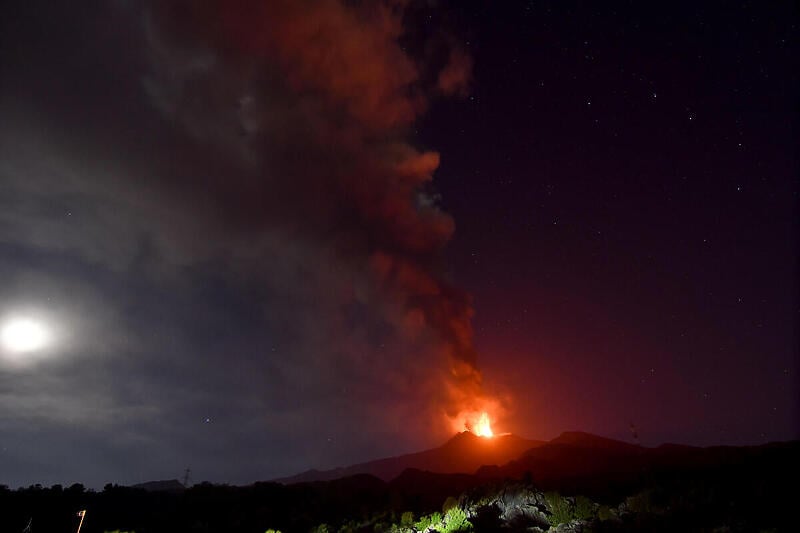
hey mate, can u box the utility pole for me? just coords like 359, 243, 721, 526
76, 510, 86, 533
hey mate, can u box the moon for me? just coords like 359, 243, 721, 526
1, 318, 50, 353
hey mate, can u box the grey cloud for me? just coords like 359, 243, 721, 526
0, 0, 480, 488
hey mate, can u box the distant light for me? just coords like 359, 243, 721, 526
1, 318, 49, 353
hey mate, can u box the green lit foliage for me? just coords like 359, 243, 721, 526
440, 507, 472, 532
265, 529, 282, 533
400, 511, 414, 527
544, 492, 573, 526
414, 511, 441, 531
338, 521, 360, 533
441, 496, 458, 513
410, 508, 472, 533
311, 524, 331, 533
544, 492, 597, 525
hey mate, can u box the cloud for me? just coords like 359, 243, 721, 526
141, 0, 488, 426
437, 46, 473, 96
0, 0, 487, 486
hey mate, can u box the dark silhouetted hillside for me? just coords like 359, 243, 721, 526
131, 479, 185, 492
2, 434, 795, 532
275, 431, 544, 483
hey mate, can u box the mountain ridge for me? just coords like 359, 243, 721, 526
274, 431, 544, 484
274, 431, 654, 484
274, 430, 793, 487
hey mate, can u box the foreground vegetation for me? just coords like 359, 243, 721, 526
2, 473, 793, 532
2, 440, 794, 532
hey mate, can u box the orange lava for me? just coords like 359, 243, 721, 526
473, 412, 494, 438
449, 401, 502, 438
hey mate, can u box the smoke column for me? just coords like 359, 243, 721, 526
144, 0, 494, 438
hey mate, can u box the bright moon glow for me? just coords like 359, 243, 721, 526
1, 318, 49, 353
473, 412, 494, 438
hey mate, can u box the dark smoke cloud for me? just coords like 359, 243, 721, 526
0, 0, 489, 486
142, 0, 488, 427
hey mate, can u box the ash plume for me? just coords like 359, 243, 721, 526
142, 0, 485, 433
0, 0, 489, 485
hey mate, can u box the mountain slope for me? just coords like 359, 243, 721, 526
275, 432, 544, 483
131, 479, 186, 492
548, 431, 643, 452
275, 429, 796, 494
474, 432, 799, 497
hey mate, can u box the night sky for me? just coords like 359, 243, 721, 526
0, 1, 797, 489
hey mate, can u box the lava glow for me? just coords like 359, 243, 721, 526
450, 404, 501, 438
473, 412, 494, 438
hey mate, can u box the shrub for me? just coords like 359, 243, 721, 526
574, 495, 595, 520
414, 511, 442, 531
598, 505, 614, 521
441, 507, 472, 532
400, 511, 414, 526
626, 490, 653, 514
442, 496, 458, 513
544, 492, 572, 526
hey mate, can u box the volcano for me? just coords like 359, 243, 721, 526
273, 432, 544, 483
274, 430, 798, 492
